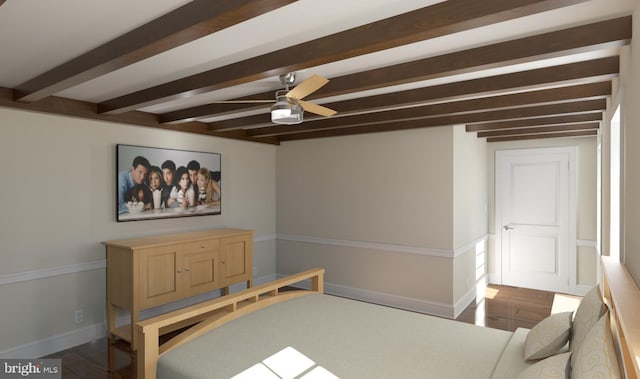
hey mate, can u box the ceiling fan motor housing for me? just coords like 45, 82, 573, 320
279, 72, 296, 88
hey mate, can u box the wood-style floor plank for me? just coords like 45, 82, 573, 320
43, 284, 575, 378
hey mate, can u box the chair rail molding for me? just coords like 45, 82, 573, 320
0, 235, 276, 286
277, 233, 489, 259
0, 260, 106, 286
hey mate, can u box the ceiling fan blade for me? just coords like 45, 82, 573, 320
297, 99, 337, 117
286, 75, 329, 100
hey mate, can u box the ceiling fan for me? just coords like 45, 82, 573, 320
212, 73, 337, 125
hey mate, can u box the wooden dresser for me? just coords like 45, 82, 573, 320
103, 228, 253, 350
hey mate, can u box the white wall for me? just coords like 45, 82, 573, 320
620, 0, 640, 282
0, 107, 277, 356
276, 126, 485, 317
276, 127, 454, 248
452, 125, 488, 301
453, 125, 488, 249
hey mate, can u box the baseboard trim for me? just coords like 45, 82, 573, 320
0, 323, 107, 359
327, 282, 456, 318
453, 284, 478, 319
277, 273, 456, 318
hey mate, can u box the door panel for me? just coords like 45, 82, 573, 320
182, 239, 220, 297
510, 162, 559, 225
183, 250, 220, 297
221, 235, 252, 284
508, 233, 558, 273
497, 148, 575, 293
139, 246, 180, 309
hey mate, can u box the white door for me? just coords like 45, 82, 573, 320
496, 147, 576, 293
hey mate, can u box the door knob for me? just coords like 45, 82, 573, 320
503, 225, 515, 231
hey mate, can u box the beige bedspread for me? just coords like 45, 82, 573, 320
158, 293, 524, 379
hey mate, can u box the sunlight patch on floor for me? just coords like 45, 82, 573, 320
551, 293, 581, 314
485, 287, 500, 300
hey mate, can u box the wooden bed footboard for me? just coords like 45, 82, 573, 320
136, 268, 325, 379
601, 256, 640, 379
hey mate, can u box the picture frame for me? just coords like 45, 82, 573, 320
116, 144, 221, 222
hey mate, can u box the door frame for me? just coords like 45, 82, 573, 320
494, 146, 578, 293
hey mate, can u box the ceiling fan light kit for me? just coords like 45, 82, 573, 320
271, 94, 304, 124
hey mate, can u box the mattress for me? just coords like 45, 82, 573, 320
489, 327, 532, 379
158, 293, 526, 379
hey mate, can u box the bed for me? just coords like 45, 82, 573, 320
136, 257, 640, 379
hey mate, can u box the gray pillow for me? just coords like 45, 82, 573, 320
570, 286, 606, 366
524, 311, 573, 360
517, 352, 571, 379
570, 312, 621, 378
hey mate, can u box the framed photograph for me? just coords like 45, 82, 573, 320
116, 144, 221, 222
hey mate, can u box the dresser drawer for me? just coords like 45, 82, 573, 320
182, 239, 220, 254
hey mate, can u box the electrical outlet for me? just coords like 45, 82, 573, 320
74, 309, 84, 324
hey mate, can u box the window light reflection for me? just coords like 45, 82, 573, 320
232, 346, 339, 379
263, 346, 315, 379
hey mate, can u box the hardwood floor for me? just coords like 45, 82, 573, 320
43, 284, 576, 378
456, 284, 558, 332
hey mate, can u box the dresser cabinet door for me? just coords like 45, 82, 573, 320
182, 239, 221, 297
138, 245, 181, 309
220, 234, 252, 285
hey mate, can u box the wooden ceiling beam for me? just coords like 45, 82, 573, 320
487, 129, 596, 142
209, 56, 619, 131
466, 112, 602, 131
477, 122, 599, 137
0, 87, 276, 144
248, 82, 609, 137
98, 0, 593, 114
310, 57, 617, 119
167, 16, 628, 126
274, 99, 605, 141
13, 0, 297, 102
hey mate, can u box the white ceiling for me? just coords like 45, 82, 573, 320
0, 0, 636, 141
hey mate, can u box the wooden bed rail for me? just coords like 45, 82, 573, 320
136, 268, 325, 379
601, 256, 640, 379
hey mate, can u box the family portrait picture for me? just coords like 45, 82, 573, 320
116, 144, 221, 222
